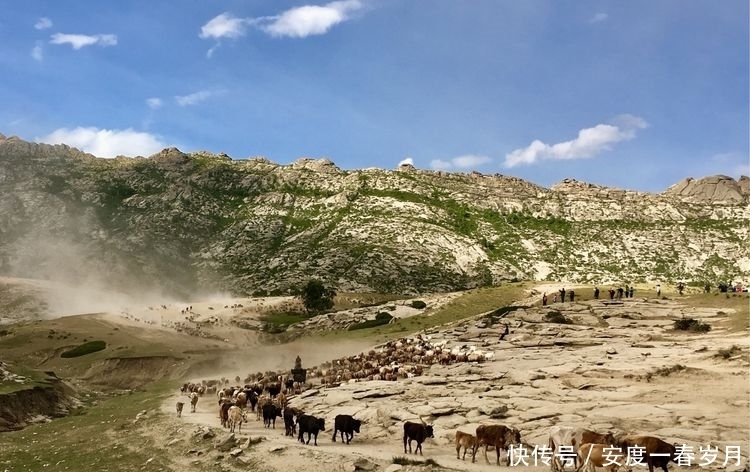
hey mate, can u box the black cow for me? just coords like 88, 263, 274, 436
297, 414, 326, 446
283, 407, 302, 437
332, 414, 362, 444
266, 382, 282, 397
247, 391, 259, 412
262, 403, 282, 428
284, 378, 295, 393
403, 421, 434, 455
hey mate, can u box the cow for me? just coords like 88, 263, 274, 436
549, 425, 577, 472
332, 414, 362, 444
571, 429, 617, 471
618, 435, 677, 472
218, 400, 233, 428
403, 421, 434, 455
247, 390, 259, 412
227, 406, 248, 434
284, 407, 302, 437
455, 430, 478, 462
297, 414, 326, 446
475, 424, 522, 466
285, 378, 295, 394
266, 382, 282, 397
189, 392, 199, 413
262, 403, 282, 428
176, 401, 184, 418
256, 395, 270, 420
578, 443, 621, 472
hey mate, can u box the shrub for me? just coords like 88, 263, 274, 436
411, 300, 427, 309
654, 364, 686, 376
716, 345, 742, 359
674, 317, 711, 332
348, 313, 394, 331
392, 457, 440, 466
61, 340, 107, 358
543, 310, 570, 324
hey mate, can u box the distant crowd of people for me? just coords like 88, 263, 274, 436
541, 280, 748, 306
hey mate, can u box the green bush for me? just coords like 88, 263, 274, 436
348, 313, 394, 330
375, 311, 393, 320
60, 340, 107, 358
411, 300, 427, 309
674, 317, 711, 332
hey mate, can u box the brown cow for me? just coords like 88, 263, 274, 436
475, 424, 522, 466
218, 400, 232, 428
572, 428, 617, 471
578, 443, 622, 472
455, 430, 478, 462
618, 435, 677, 472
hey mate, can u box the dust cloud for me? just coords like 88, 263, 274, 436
1, 226, 201, 318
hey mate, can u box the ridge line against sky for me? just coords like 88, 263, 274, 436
1, 0, 748, 192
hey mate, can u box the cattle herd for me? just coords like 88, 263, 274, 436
178, 379, 682, 472
175, 334, 685, 472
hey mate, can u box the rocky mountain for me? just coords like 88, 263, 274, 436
0, 133, 747, 298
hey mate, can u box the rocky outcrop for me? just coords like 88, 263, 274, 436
663, 175, 750, 203
0, 370, 80, 431
0, 136, 747, 299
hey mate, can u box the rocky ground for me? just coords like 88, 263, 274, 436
156, 291, 750, 472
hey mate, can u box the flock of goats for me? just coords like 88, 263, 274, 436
173, 334, 686, 472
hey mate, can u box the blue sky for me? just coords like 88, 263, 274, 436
0, 1, 747, 192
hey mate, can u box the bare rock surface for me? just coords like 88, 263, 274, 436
164, 292, 749, 472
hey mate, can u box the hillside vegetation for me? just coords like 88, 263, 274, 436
0, 134, 748, 300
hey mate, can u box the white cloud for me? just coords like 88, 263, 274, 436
35, 17, 53, 30
398, 157, 414, 166
261, 0, 362, 38
206, 43, 221, 58
146, 98, 163, 109
200, 12, 250, 40
175, 90, 223, 106
200, 0, 364, 42
504, 115, 648, 168
452, 154, 491, 168
589, 12, 608, 24
38, 127, 166, 158
31, 45, 43, 62
430, 159, 452, 171
429, 154, 490, 171
50, 33, 117, 50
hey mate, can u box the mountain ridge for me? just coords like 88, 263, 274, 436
0, 134, 748, 300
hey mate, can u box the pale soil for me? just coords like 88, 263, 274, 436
150, 287, 750, 472
3, 277, 748, 472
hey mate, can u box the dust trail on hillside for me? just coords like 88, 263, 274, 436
1, 223, 192, 317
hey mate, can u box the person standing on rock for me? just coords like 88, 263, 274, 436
629, 286, 634, 298
594, 287, 600, 299
542, 292, 548, 306
560, 288, 566, 303
569, 290, 575, 302
656, 284, 661, 297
